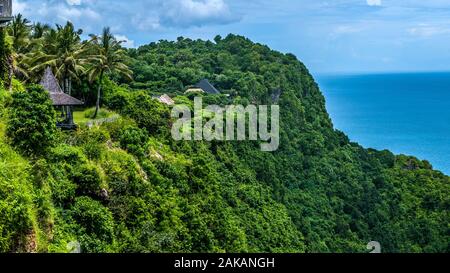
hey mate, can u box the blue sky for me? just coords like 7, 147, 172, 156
12, 0, 450, 73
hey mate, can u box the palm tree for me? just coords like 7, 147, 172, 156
0, 27, 12, 88
31, 22, 51, 39
29, 21, 87, 95
88, 27, 132, 118
2, 14, 32, 89
8, 14, 31, 54
14, 23, 52, 82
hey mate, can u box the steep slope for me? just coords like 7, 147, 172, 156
0, 34, 448, 253
124, 34, 449, 252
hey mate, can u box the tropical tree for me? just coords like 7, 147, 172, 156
6, 84, 57, 155
29, 21, 87, 95
0, 27, 12, 87
31, 22, 51, 39
87, 27, 132, 118
8, 14, 31, 54
0, 14, 31, 88
21, 23, 52, 79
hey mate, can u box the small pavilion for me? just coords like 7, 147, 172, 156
40, 67, 84, 130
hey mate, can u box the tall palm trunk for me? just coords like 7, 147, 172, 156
68, 76, 73, 124
93, 70, 104, 119
6, 54, 13, 92
65, 78, 69, 94
62, 72, 70, 122
0, 27, 12, 89
68, 77, 72, 95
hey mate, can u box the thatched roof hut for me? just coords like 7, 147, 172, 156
40, 67, 84, 106
153, 94, 175, 105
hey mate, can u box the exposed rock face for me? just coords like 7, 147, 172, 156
100, 188, 109, 200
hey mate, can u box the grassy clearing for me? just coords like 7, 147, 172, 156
73, 107, 119, 125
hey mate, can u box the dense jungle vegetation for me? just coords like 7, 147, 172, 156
0, 15, 448, 253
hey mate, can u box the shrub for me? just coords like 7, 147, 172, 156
71, 163, 103, 197
6, 84, 57, 156
0, 142, 36, 252
74, 128, 110, 160
71, 197, 115, 248
83, 141, 104, 161
11, 79, 25, 93
102, 117, 135, 141
102, 77, 131, 111
105, 90, 131, 112
49, 145, 87, 165
0, 87, 9, 117
82, 128, 110, 144
119, 126, 149, 157
48, 172, 77, 207
123, 92, 170, 134
102, 150, 145, 196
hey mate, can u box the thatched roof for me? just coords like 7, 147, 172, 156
40, 67, 63, 93
48, 92, 84, 106
40, 67, 84, 106
195, 79, 220, 94
153, 94, 175, 105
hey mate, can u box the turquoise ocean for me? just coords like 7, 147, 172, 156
316, 72, 450, 175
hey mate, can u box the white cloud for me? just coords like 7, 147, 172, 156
366, 0, 382, 6
132, 14, 162, 31
10, 0, 240, 33
159, 0, 240, 28
115, 34, 135, 48
36, 3, 100, 26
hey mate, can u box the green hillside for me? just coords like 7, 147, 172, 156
0, 26, 448, 253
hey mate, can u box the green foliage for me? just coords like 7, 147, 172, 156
125, 35, 449, 253
123, 92, 170, 134
74, 127, 110, 160
0, 87, 10, 118
0, 30, 448, 254
6, 84, 56, 156
71, 163, 103, 198
101, 149, 146, 196
118, 126, 149, 157
71, 196, 115, 251
102, 78, 130, 111
0, 28, 12, 84
49, 144, 87, 165
11, 79, 25, 92
48, 172, 76, 207
0, 142, 37, 252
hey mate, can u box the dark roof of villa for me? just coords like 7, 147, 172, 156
40, 67, 84, 106
195, 79, 221, 94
